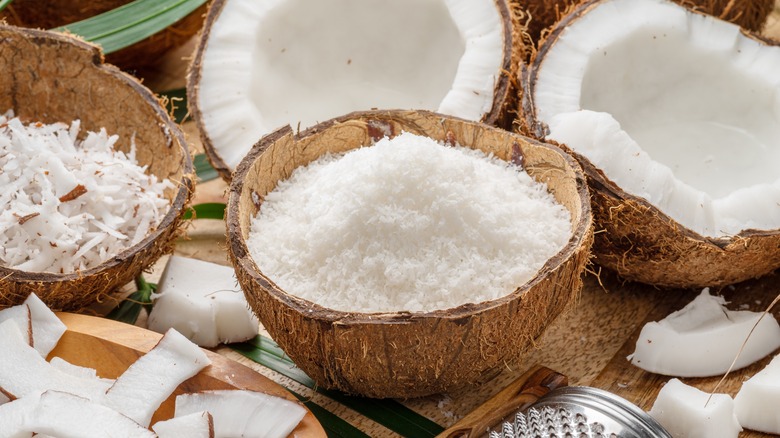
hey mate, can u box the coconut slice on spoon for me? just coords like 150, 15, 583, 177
521, 0, 780, 287
188, 0, 523, 180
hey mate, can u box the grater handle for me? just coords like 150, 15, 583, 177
437, 365, 568, 438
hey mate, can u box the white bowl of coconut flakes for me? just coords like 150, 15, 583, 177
0, 26, 193, 311
227, 110, 593, 398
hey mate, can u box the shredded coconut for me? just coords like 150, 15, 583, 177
0, 111, 173, 274
247, 132, 572, 313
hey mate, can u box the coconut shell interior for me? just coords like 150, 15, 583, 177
0, 26, 193, 310
227, 109, 593, 398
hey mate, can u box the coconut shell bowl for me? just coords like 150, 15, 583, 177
226, 109, 593, 398
0, 26, 193, 311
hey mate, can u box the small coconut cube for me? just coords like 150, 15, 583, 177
649, 378, 741, 438
147, 256, 259, 347
734, 354, 780, 434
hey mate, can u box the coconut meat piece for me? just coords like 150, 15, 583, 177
22, 391, 155, 438
649, 378, 741, 438
48, 357, 115, 391
152, 411, 214, 438
104, 328, 211, 427
628, 289, 780, 377
147, 255, 259, 347
534, 0, 780, 237
197, 0, 503, 170
0, 319, 107, 401
24, 293, 67, 358
734, 353, 780, 433
0, 304, 33, 346
175, 389, 306, 438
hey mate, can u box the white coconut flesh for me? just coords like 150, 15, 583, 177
734, 353, 780, 434
628, 289, 780, 377
152, 411, 214, 438
649, 378, 742, 438
175, 390, 307, 438
533, 0, 780, 237
147, 255, 259, 348
197, 0, 503, 170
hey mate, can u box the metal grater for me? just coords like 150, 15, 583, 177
487, 386, 672, 438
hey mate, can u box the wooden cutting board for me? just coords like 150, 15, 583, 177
588, 272, 780, 438
50, 312, 326, 436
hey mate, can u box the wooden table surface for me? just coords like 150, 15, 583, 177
120, 5, 780, 436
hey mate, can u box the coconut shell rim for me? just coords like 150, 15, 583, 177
0, 25, 195, 282
188, 0, 523, 183
227, 108, 593, 324
520, 0, 780, 246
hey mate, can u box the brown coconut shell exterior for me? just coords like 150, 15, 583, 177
1, 0, 209, 72
514, 0, 773, 47
0, 25, 194, 311
188, 0, 526, 182
226, 109, 593, 398
519, 0, 780, 288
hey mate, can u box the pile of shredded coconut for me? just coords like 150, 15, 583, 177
0, 111, 173, 274
247, 132, 572, 313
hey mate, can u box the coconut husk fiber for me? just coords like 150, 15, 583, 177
226, 109, 593, 398
515, 0, 773, 48
0, 25, 193, 311
1, 0, 209, 72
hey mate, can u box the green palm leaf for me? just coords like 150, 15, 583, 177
53, 0, 207, 54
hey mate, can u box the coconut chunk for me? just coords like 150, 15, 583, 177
0, 391, 39, 438
104, 328, 211, 427
152, 411, 214, 438
628, 289, 780, 377
0, 320, 107, 401
649, 378, 741, 438
175, 390, 306, 438
734, 353, 780, 433
0, 304, 33, 346
147, 256, 259, 347
23, 293, 67, 358
24, 391, 155, 438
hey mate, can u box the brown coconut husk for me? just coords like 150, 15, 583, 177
0, 25, 194, 311
1, 0, 209, 73
188, 0, 526, 182
514, 0, 773, 49
519, 0, 780, 288
226, 109, 593, 398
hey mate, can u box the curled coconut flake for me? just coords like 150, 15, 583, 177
0, 111, 173, 274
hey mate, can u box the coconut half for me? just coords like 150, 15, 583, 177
521, 0, 780, 287
0, 25, 193, 310
227, 109, 592, 398
188, 0, 523, 180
